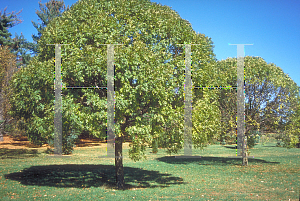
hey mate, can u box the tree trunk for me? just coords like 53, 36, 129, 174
0, 85, 5, 142
242, 136, 248, 166
152, 137, 158, 153
115, 134, 124, 190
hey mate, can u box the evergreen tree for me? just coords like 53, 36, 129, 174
31, 0, 70, 55
0, 7, 33, 68
0, 7, 22, 47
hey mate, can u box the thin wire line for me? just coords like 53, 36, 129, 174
56, 86, 239, 89
194, 86, 238, 89
62, 86, 107, 88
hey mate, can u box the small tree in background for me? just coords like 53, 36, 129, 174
215, 57, 300, 148
0, 1, 70, 139
0, 7, 38, 138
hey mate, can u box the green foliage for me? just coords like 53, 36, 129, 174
151, 138, 158, 153
278, 95, 300, 148
192, 88, 222, 149
247, 134, 256, 149
246, 130, 261, 148
7, 57, 84, 152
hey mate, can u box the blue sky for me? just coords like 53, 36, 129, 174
2, 0, 300, 116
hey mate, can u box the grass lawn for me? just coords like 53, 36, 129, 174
0, 134, 299, 200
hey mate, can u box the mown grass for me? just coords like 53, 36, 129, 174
0, 136, 299, 200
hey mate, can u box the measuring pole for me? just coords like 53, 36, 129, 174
175, 44, 202, 158
46, 44, 70, 157
229, 43, 253, 166
97, 44, 123, 158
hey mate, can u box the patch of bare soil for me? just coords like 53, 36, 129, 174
0, 135, 50, 151
0, 134, 131, 151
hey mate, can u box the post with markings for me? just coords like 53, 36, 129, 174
95, 43, 123, 161
175, 44, 202, 158
107, 44, 115, 158
54, 44, 62, 155
184, 44, 193, 156
229, 43, 253, 166
46, 43, 70, 157
96, 43, 124, 190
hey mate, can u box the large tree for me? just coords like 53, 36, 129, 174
7, 0, 223, 189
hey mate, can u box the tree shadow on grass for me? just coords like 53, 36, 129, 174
222, 145, 237, 149
156, 156, 280, 166
0, 148, 39, 159
4, 164, 186, 190
224, 145, 280, 148
262, 145, 277, 147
